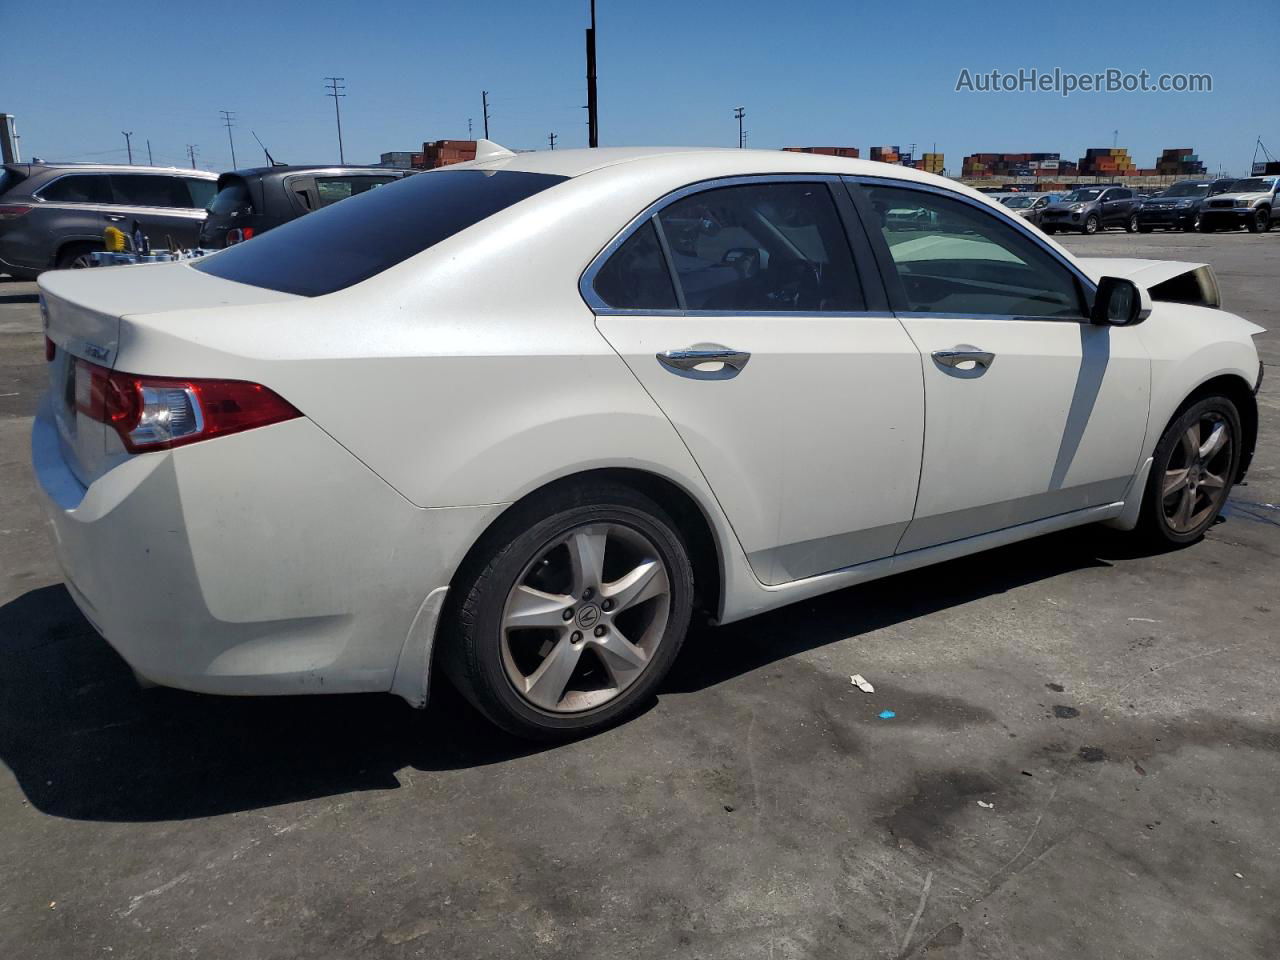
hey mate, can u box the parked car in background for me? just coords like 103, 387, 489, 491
1136, 178, 1237, 233
0, 163, 218, 278
1198, 176, 1278, 233
197, 165, 413, 249
33, 147, 1262, 739
1001, 192, 1062, 227
1040, 186, 1142, 234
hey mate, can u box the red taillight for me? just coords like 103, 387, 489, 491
225, 226, 255, 246
73, 359, 301, 452
0, 204, 32, 220
45, 336, 56, 362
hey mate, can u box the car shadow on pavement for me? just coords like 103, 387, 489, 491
0, 525, 1169, 823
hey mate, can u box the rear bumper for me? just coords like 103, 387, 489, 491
32, 394, 502, 703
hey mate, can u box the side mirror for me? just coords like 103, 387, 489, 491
1091, 276, 1151, 326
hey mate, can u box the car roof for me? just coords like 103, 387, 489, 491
17, 162, 216, 177
224, 165, 409, 178
434, 144, 967, 191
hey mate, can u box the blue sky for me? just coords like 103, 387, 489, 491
3, 0, 1275, 176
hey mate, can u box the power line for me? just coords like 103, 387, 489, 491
122, 131, 134, 164
219, 110, 238, 169
481, 90, 491, 139
324, 76, 346, 163
733, 107, 745, 149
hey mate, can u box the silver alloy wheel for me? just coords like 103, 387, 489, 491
500, 522, 671, 713
1162, 412, 1233, 534
70, 253, 95, 268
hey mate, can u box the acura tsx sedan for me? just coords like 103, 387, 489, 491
33, 144, 1264, 739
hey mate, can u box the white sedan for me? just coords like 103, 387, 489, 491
33, 144, 1264, 739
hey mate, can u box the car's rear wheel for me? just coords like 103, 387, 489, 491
56, 243, 103, 269
442, 481, 694, 740
1247, 208, 1270, 233
1083, 214, 1100, 234
1125, 213, 1139, 233
1138, 396, 1241, 546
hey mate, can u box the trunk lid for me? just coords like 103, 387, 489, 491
38, 261, 299, 487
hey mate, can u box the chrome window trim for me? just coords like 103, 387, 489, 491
579, 173, 877, 317
846, 174, 1099, 300
32, 170, 213, 210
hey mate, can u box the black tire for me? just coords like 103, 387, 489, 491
1083, 214, 1100, 235
1137, 395, 1242, 546
1125, 213, 1139, 233
1183, 214, 1201, 233
56, 242, 103, 269
1199, 219, 1216, 233
1042, 226, 1057, 235
441, 480, 695, 740
1247, 208, 1269, 233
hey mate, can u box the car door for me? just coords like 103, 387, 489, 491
588, 176, 925, 586
31, 172, 115, 269
850, 178, 1150, 552
107, 174, 205, 249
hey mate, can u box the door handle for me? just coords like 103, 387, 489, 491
657, 346, 751, 374
932, 346, 995, 370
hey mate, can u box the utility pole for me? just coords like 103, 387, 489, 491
468, 118, 473, 139
146, 139, 153, 165
219, 110, 238, 169
481, 91, 491, 139
186, 144, 199, 169
733, 106, 745, 148
585, 0, 599, 147
548, 132, 557, 150
122, 131, 134, 164
324, 76, 346, 163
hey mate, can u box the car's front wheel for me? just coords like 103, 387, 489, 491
1247, 208, 1270, 233
1083, 214, 1100, 234
1138, 395, 1241, 546
441, 481, 694, 740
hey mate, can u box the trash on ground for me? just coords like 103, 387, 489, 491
850, 674, 875, 693
977, 801, 994, 809
878, 710, 896, 719
1235, 872, 1244, 879
1053, 705, 1080, 719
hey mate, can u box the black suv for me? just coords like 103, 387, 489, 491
198, 165, 413, 250
1136, 178, 1236, 233
0, 163, 218, 278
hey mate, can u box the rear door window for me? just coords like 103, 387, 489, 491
38, 174, 112, 204
109, 174, 188, 208
592, 220, 678, 309
655, 181, 864, 312
315, 176, 397, 206
195, 170, 566, 296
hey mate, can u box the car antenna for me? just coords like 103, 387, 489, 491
251, 130, 285, 167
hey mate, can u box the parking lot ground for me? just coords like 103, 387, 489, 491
1, 230, 1278, 960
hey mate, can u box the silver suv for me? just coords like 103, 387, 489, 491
0, 163, 218, 278
1199, 176, 1278, 233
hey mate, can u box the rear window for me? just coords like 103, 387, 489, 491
110, 174, 187, 207
185, 178, 216, 209
194, 170, 567, 296
207, 178, 253, 215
